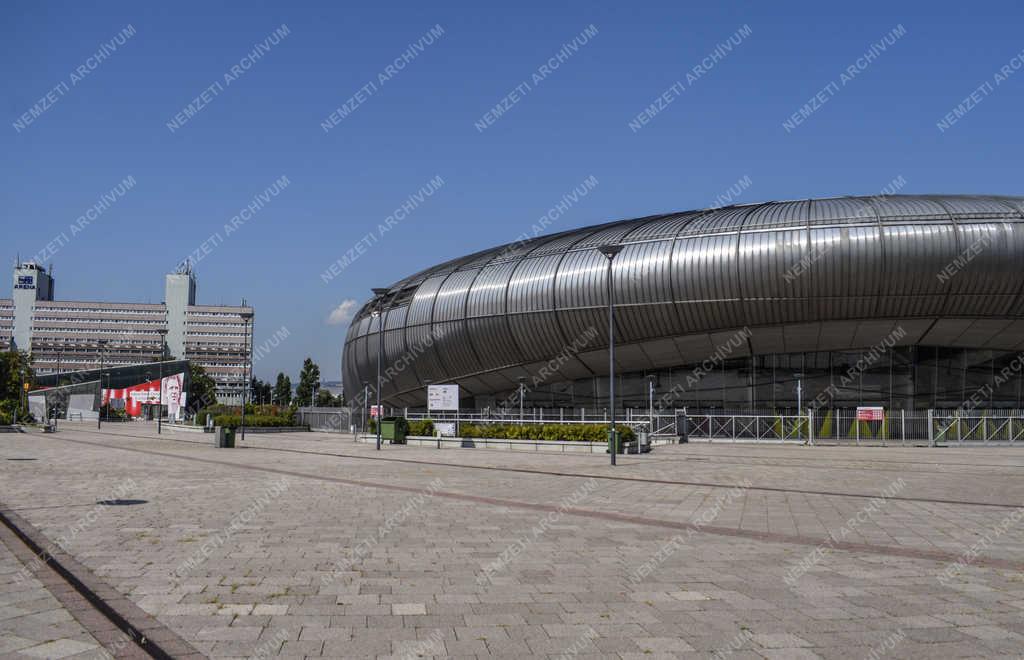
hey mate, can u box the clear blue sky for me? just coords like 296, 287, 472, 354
4, 0, 1023, 382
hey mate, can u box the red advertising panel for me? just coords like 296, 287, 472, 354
856, 406, 884, 421
103, 372, 187, 420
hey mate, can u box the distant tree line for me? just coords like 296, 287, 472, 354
248, 356, 344, 407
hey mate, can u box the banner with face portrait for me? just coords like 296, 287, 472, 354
161, 372, 186, 421
103, 372, 187, 420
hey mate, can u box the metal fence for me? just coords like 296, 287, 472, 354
684, 408, 1024, 446
305, 405, 1024, 446
296, 407, 352, 432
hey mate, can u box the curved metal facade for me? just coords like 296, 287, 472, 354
343, 195, 1024, 407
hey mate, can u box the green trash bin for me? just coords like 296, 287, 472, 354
380, 417, 407, 444
216, 426, 235, 448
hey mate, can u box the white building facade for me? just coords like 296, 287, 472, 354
0, 262, 253, 404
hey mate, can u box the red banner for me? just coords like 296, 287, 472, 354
103, 372, 186, 419
856, 406, 884, 421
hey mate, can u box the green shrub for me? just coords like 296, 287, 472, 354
453, 422, 633, 442
213, 414, 298, 429
99, 405, 128, 421
408, 419, 434, 436
368, 417, 411, 434
0, 399, 31, 425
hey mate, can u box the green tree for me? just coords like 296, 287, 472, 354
0, 351, 33, 423
249, 377, 272, 404
295, 358, 320, 407
315, 389, 337, 407
187, 362, 218, 413
273, 372, 292, 405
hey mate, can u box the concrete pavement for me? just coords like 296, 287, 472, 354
0, 422, 1022, 658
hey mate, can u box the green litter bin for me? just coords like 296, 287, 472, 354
216, 426, 235, 448
380, 417, 407, 444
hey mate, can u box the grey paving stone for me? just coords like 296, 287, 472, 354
4, 424, 1024, 657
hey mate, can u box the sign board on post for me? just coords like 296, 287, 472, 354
434, 422, 457, 437
370, 405, 381, 419
427, 384, 459, 411
427, 384, 459, 442
856, 406, 884, 421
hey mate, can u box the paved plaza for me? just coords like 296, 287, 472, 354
1, 423, 1023, 658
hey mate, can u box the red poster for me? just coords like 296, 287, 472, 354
103, 372, 186, 419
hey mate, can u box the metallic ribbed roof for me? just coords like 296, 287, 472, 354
344, 194, 1024, 405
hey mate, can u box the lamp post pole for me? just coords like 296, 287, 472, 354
423, 379, 436, 449
372, 288, 390, 451
97, 339, 107, 429
239, 310, 254, 445
597, 245, 624, 465
362, 382, 369, 434
648, 374, 656, 436
796, 374, 803, 442
518, 377, 526, 423
157, 329, 167, 434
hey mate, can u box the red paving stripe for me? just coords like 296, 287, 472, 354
0, 506, 205, 660
251, 441, 1024, 509
643, 455, 1024, 479
43, 434, 1024, 573
49, 426, 1024, 509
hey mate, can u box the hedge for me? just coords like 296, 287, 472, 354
368, 418, 428, 435
459, 422, 635, 443
408, 419, 434, 436
198, 404, 295, 425
213, 414, 300, 429
367, 418, 633, 442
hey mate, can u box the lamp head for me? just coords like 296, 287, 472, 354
597, 244, 624, 259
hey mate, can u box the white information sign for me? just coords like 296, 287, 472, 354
434, 422, 457, 437
427, 384, 459, 411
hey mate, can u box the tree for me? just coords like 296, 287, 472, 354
0, 351, 33, 423
273, 372, 292, 405
250, 377, 272, 404
187, 363, 217, 413
295, 358, 320, 407
315, 389, 337, 407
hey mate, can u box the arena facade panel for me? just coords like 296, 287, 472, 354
343, 195, 1024, 411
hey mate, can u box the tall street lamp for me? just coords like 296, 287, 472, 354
371, 288, 390, 451
97, 339, 108, 429
145, 370, 152, 422
157, 329, 167, 434
423, 379, 436, 449
103, 372, 110, 423
647, 374, 656, 437
597, 244, 624, 466
239, 309, 254, 445
518, 376, 526, 423
362, 382, 369, 434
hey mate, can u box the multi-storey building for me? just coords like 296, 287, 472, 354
1, 262, 253, 404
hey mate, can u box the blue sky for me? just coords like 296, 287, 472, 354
4, 0, 1024, 382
